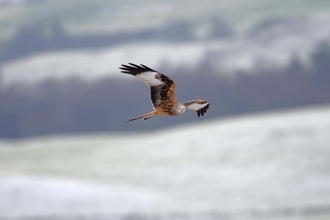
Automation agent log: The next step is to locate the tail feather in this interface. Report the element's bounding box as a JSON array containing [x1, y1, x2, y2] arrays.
[[125, 111, 156, 123]]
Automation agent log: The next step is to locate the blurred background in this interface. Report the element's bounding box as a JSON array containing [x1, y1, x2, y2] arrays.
[[0, 0, 330, 219]]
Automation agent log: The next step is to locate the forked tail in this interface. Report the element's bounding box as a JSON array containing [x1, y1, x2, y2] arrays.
[[125, 111, 156, 123]]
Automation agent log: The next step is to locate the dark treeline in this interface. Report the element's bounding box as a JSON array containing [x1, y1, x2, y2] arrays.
[[1, 41, 330, 138]]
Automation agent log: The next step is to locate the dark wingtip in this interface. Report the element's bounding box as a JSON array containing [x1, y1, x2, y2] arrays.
[[196, 103, 209, 117], [119, 63, 155, 75], [128, 63, 140, 68]]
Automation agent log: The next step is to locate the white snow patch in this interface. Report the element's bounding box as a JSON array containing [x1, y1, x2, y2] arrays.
[[0, 43, 205, 86], [0, 105, 330, 218], [1, 13, 330, 86], [0, 175, 164, 218]]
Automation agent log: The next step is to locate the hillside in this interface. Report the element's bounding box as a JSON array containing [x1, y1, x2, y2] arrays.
[[1, 0, 330, 138], [1, 45, 330, 138], [1, 105, 330, 219], [1, 0, 330, 85]]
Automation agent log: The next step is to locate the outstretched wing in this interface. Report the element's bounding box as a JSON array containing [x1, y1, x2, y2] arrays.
[[182, 99, 210, 117], [119, 63, 176, 109]]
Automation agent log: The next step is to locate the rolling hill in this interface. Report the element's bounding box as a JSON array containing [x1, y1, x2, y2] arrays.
[[0, 104, 330, 219]]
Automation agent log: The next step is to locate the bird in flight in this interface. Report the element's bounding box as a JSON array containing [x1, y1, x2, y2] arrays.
[[120, 63, 210, 123]]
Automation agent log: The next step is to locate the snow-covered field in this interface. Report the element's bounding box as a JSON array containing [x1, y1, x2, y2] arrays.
[[1, 1, 330, 86], [2, 12, 330, 86], [0, 43, 206, 86], [0, 105, 330, 220]]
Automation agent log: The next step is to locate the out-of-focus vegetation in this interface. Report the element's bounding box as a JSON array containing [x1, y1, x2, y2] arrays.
[[1, 41, 329, 138]]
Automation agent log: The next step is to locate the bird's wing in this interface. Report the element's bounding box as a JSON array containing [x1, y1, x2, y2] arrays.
[[120, 63, 176, 108], [182, 99, 210, 117]]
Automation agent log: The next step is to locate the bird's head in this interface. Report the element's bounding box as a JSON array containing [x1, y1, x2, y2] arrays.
[[176, 103, 186, 115]]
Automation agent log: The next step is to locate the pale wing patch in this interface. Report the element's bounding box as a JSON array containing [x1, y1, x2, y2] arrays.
[[185, 102, 208, 111], [120, 63, 164, 87], [183, 99, 210, 117], [136, 71, 164, 87]]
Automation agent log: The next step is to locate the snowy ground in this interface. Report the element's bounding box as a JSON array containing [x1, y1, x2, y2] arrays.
[[0, 105, 330, 219], [1, 1, 330, 86], [2, 11, 330, 87]]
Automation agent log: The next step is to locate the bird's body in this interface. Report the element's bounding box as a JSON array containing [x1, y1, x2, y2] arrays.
[[120, 63, 209, 122]]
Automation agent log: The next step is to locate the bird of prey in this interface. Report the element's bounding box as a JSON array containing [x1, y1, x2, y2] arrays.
[[120, 63, 210, 123]]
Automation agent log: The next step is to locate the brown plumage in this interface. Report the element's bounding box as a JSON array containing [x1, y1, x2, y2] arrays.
[[120, 63, 210, 122]]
